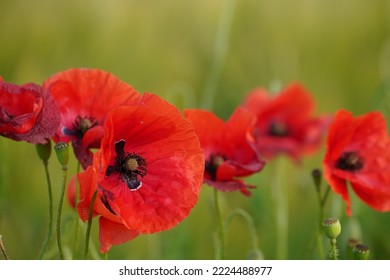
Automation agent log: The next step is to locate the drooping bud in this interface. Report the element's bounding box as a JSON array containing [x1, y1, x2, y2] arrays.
[[353, 243, 370, 260], [322, 218, 341, 239], [54, 142, 69, 170], [311, 168, 322, 192], [36, 141, 52, 163]]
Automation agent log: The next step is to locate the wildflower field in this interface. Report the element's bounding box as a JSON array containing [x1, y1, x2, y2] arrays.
[[1, 0, 390, 260]]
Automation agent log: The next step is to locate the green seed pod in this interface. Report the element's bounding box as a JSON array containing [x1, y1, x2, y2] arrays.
[[353, 243, 370, 260], [322, 218, 341, 239], [36, 141, 52, 163], [346, 238, 361, 260], [54, 142, 69, 170]]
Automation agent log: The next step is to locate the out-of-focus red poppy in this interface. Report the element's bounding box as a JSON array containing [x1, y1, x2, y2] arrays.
[[243, 83, 329, 161], [43, 68, 142, 169], [323, 109, 390, 216], [184, 107, 265, 196], [0, 79, 59, 144], [77, 93, 204, 252]]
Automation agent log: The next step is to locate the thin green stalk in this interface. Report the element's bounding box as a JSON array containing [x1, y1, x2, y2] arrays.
[[316, 188, 325, 260], [272, 157, 288, 259], [213, 189, 225, 260], [200, 0, 236, 110], [0, 235, 9, 260], [38, 160, 53, 259], [316, 184, 331, 259], [56, 166, 68, 260], [321, 185, 331, 208], [84, 190, 97, 260], [72, 162, 81, 259]]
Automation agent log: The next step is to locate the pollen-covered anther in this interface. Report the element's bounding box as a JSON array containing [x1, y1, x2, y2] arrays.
[[78, 118, 92, 134], [125, 158, 139, 172], [213, 155, 224, 167]]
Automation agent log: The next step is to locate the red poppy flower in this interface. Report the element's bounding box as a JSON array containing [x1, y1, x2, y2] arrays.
[[77, 93, 204, 252], [43, 68, 142, 169], [184, 107, 265, 196], [243, 83, 329, 161], [323, 109, 390, 216], [0, 79, 59, 144]]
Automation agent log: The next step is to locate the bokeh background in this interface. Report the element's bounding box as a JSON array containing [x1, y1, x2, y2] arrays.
[[1, 0, 390, 260]]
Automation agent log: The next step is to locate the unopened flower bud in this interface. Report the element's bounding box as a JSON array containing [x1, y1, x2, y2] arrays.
[[54, 142, 69, 170], [311, 168, 322, 191], [36, 141, 52, 163], [322, 218, 341, 239], [353, 243, 370, 260]]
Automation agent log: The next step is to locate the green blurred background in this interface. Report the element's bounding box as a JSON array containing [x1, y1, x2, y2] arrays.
[[1, 0, 390, 260]]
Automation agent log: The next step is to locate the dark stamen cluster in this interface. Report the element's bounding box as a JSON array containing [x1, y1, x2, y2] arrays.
[[205, 154, 225, 180], [63, 115, 98, 139], [336, 151, 364, 172], [268, 121, 289, 137], [105, 140, 147, 190]]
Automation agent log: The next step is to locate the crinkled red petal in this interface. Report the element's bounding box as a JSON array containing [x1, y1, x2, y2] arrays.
[[0, 81, 59, 144]]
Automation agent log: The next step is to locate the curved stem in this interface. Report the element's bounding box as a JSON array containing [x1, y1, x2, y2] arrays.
[[0, 235, 9, 260], [84, 190, 97, 260], [225, 208, 259, 251], [213, 189, 225, 259], [56, 166, 68, 260], [38, 161, 53, 259]]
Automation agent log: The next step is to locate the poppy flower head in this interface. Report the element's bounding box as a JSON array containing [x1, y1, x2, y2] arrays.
[[323, 109, 390, 216], [243, 82, 329, 161], [184, 107, 265, 196], [43, 68, 142, 168], [77, 93, 204, 251], [0, 80, 60, 144]]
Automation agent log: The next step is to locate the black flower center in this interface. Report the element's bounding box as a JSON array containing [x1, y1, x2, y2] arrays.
[[105, 140, 147, 191], [63, 115, 98, 139], [268, 121, 289, 137], [205, 154, 225, 180], [336, 151, 364, 172]]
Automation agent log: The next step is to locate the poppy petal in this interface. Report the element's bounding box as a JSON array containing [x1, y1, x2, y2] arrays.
[[0, 81, 60, 144], [99, 217, 139, 253]]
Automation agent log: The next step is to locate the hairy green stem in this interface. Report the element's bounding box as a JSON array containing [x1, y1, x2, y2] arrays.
[[38, 161, 54, 259], [330, 239, 338, 260], [84, 190, 97, 260]]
